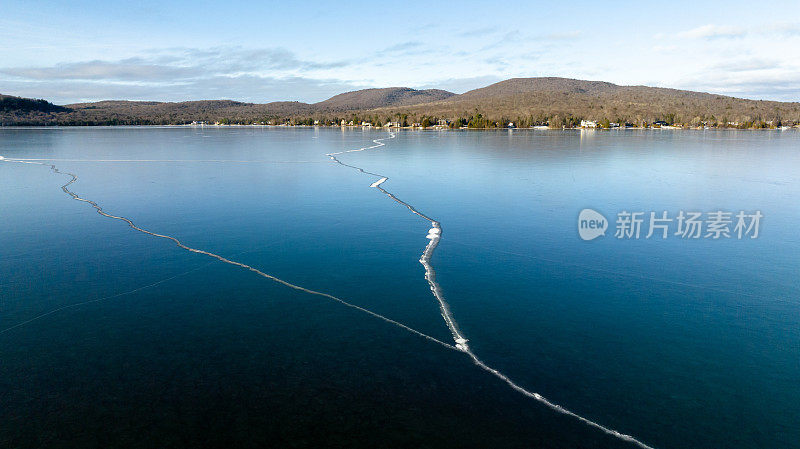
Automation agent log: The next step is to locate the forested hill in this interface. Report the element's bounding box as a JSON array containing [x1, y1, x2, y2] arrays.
[[1, 94, 70, 113], [385, 78, 800, 128], [315, 87, 454, 111], [0, 87, 453, 125], [2, 78, 799, 128]]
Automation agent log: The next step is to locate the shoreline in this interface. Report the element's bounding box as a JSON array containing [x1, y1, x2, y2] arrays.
[[1, 124, 797, 130]]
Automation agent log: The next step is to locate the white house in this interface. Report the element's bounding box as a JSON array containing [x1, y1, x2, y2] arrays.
[[580, 120, 598, 128]]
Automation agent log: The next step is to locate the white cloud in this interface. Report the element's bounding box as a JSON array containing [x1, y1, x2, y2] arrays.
[[675, 71, 800, 102], [457, 26, 500, 38], [710, 58, 782, 72], [1, 47, 351, 83], [2, 59, 201, 81], [676, 22, 800, 40], [678, 24, 747, 39], [764, 22, 800, 37], [0, 73, 362, 104]]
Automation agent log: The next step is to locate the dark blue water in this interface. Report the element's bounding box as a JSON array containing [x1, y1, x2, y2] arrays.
[[1, 127, 798, 449]]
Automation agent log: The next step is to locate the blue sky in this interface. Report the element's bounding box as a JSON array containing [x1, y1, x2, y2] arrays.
[[2, 0, 799, 104]]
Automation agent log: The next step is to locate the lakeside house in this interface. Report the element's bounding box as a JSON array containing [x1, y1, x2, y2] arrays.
[[427, 119, 450, 129], [580, 120, 598, 128], [384, 121, 401, 128]]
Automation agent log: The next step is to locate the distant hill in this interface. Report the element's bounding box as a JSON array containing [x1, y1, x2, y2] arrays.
[[453, 77, 622, 100], [2, 78, 799, 127], [0, 87, 455, 125], [316, 87, 454, 111], [360, 78, 800, 128], [29, 99, 315, 125], [0, 94, 69, 113]]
